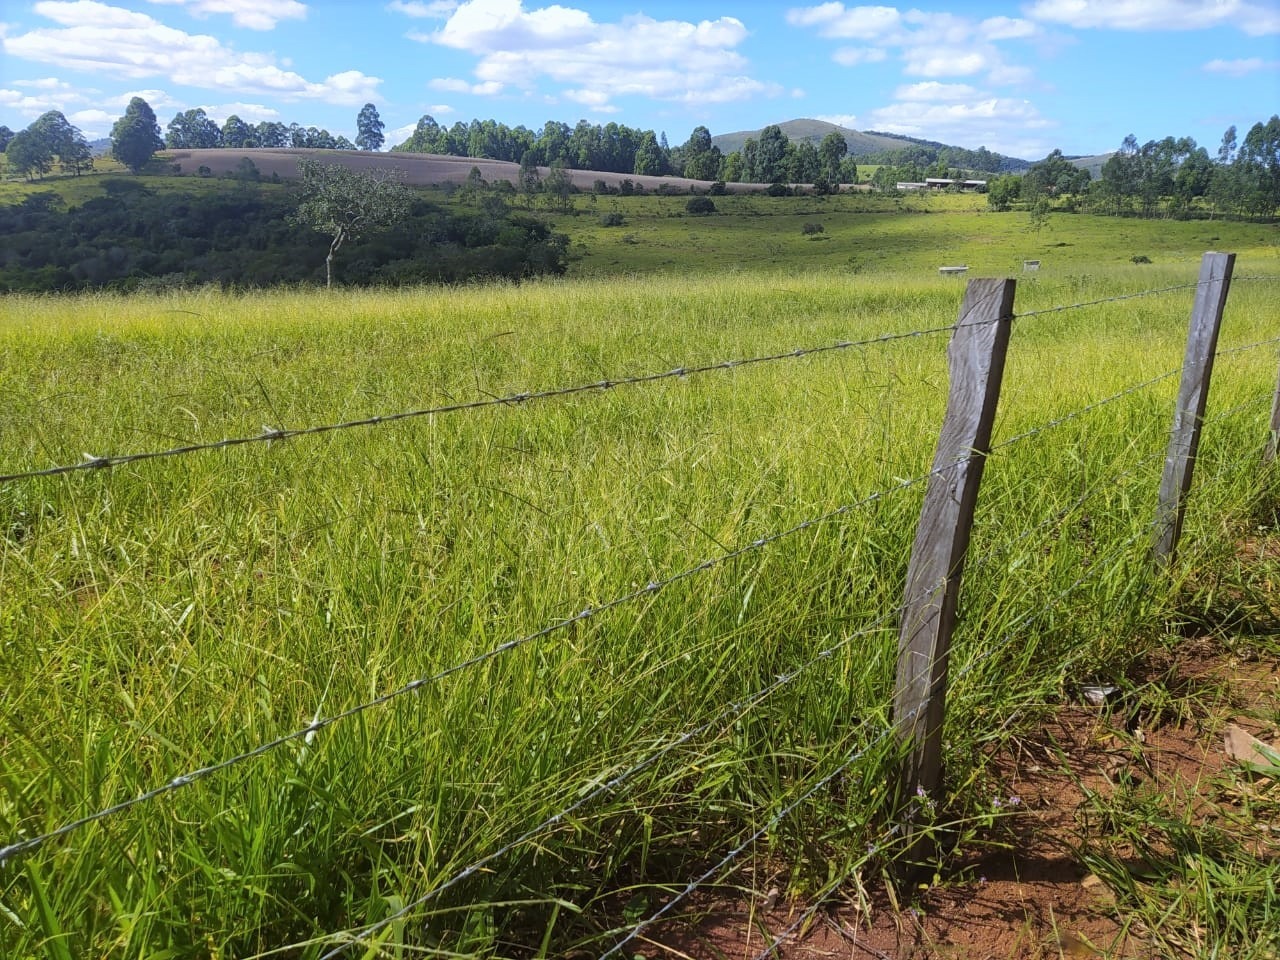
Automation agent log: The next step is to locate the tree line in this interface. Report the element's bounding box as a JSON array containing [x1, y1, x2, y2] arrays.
[[2, 100, 391, 180], [984, 117, 1279, 220], [164, 102, 387, 152]]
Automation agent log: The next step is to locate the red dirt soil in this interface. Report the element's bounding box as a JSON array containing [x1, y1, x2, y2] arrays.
[[162, 147, 772, 193], [640, 638, 1279, 959]]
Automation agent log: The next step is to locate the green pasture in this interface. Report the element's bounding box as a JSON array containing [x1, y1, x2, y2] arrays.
[[0, 200, 1279, 958], [552, 190, 1277, 277]]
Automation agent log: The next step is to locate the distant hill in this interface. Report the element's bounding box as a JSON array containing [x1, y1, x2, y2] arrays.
[[1065, 153, 1113, 178], [90, 138, 112, 156], [711, 118, 1031, 172], [711, 119, 911, 156]]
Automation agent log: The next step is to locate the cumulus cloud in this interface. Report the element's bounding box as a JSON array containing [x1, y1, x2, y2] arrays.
[[411, 0, 776, 112], [1026, 0, 1280, 36], [200, 101, 282, 122], [146, 0, 307, 31], [903, 46, 988, 76], [1203, 56, 1280, 75], [893, 81, 979, 101], [788, 3, 1034, 85], [868, 96, 1055, 155], [785, 4, 902, 39], [387, 0, 457, 16], [0, 87, 76, 117], [429, 76, 504, 95], [979, 15, 1038, 39], [14, 76, 81, 92], [66, 108, 116, 134], [3, 1, 380, 104], [114, 87, 182, 109]]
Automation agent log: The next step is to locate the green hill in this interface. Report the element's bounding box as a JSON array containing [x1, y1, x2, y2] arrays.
[[710, 118, 1031, 172], [1066, 152, 1114, 178], [710, 119, 913, 156]]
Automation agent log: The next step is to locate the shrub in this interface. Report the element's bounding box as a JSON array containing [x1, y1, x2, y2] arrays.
[[766, 181, 790, 197], [801, 222, 824, 235], [685, 196, 716, 215], [708, 181, 727, 196], [599, 212, 625, 227], [1131, 254, 1152, 264], [198, 165, 212, 177]]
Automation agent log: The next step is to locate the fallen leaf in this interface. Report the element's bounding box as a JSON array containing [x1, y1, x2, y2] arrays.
[[1224, 724, 1280, 773]]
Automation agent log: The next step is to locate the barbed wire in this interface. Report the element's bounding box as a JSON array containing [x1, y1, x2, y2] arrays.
[[991, 367, 1181, 453], [0, 325, 960, 485], [1013, 282, 1203, 320], [315, 409, 1189, 956], [2, 273, 1246, 487], [1215, 334, 1280, 359], [0, 339, 1236, 865], [0, 460, 949, 866], [656, 514, 1163, 960], [307, 586, 929, 960], [1201, 393, 1271, 426], [595, 724, 903, 960]]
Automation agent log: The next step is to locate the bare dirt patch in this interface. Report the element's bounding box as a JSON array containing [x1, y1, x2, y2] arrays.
[[638, 635, 1280, 959], [161, 148, 767, 193]]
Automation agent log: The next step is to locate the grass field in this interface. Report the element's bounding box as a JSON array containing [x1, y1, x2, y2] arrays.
[[1, 197, 1279, 958]]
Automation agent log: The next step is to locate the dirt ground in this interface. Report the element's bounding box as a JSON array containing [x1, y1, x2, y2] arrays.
[[161, 147, 770, 193], [636, 634, 1279, 960]]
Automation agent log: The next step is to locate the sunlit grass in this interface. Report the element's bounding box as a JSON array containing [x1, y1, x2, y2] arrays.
[[1, 258, 1278, 957]]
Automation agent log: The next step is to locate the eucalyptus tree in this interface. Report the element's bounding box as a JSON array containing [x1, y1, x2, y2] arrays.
[[291, 157, 413, 287]]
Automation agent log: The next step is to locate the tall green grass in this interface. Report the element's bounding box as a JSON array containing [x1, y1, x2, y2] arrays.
[[1, 264, 1278, 958]]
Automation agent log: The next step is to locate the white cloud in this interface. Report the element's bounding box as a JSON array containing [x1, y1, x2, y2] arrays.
[[14, 76, 80, 92], [3, 1, 380, 104], [66, 107, 116, 134], [387, 0, 457, 16], [0, 87, 75, 117], [979, 15, 1038, 39], [869, 96, 1055, 155], [903, 46, 988, 76], [832, 45, 888, 65], [1026, 0, 1280, 36], [816, 112, 859, 128], [388, 120, 418, 142], [785, 4, 902, 40], [893, 81, 979, 101], [413, 1, 774, 112], [115, 88, 181, 109], [1203, 56, 1280, 75], [199, 101, 282, 122], [428, 75, 503, 94], [791, 4, 1034, 85], [146, 0, 307, 30]]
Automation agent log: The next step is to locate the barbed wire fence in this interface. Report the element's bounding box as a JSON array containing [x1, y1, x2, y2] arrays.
[[0, 260, 1277, 958]]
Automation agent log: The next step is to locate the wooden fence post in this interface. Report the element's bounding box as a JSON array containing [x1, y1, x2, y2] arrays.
[[1153, 252, 1236, 564], [1266, 354, 1280, 462], [893, 278, 1015, 823]]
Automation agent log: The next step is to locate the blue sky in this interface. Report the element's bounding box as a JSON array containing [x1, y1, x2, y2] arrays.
[[2, 0, 1277, 161]]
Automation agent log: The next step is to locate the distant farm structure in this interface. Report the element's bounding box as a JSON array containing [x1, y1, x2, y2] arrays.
[[896, 178, 989, 191]]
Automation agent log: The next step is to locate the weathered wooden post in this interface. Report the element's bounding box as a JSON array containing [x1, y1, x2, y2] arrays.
[[893, 278, 1015, 834], [1153, 252, 1236, 564], [1266, 354, 1280, 463]]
